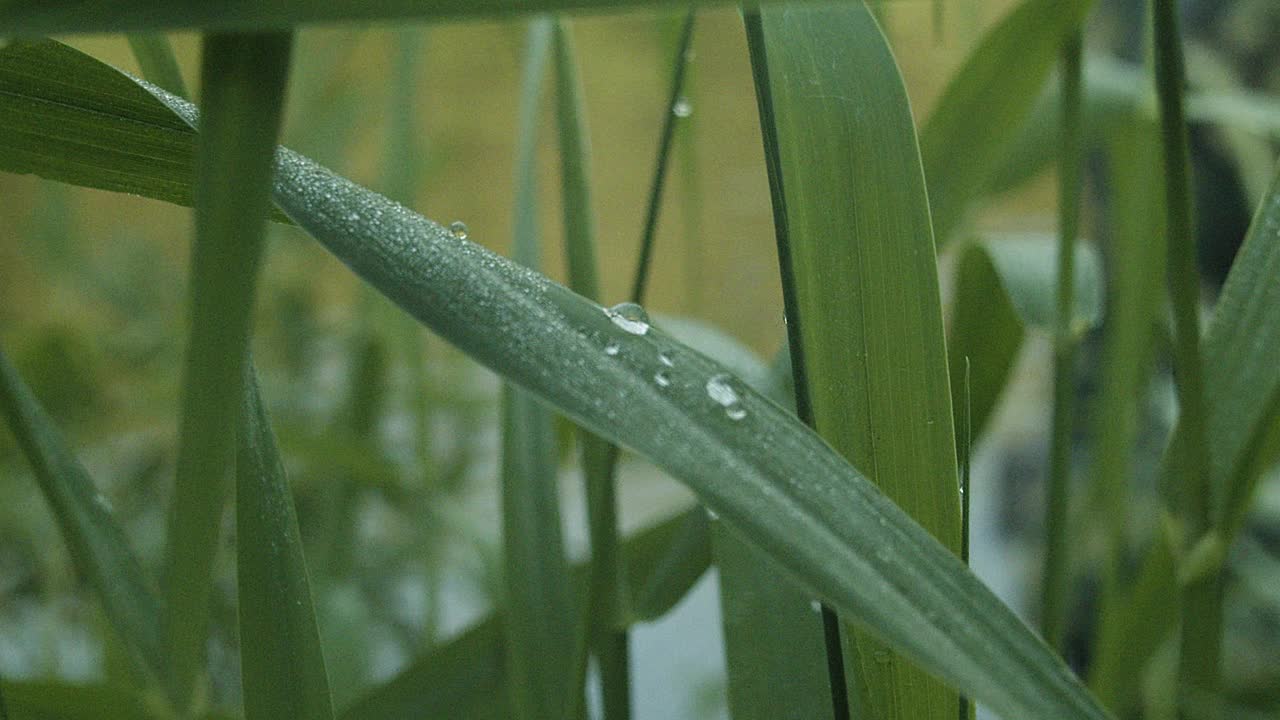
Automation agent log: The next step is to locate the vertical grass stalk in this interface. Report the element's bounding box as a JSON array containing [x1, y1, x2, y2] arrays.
[[550, 19, 632, 720], [630, 10, 695, 303], [1041, 31, 1084, 653], [1149, 0, 1220, 710], [162, 31, 293, 710]]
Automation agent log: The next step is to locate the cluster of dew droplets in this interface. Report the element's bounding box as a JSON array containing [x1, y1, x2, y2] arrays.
[[705, 373, 747, 421]]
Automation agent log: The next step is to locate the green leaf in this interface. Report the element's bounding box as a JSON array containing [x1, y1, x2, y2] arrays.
[[126, 33, 188, 98], [0, 682, 236, 720], [337, 508, 709, 720], [0, 348, 165, 688], [550, 17, 631, 720], [919, 0, 1094, 245], [747, 3, 963, 716], [162, 31, 294, 706], [0, 39, 1111, 720], [236, 368, 334, 720], [500, 19, 579, 720], [947, 235, 1103, 441]]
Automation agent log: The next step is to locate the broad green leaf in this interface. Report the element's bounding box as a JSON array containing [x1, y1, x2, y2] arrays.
[[501, 20, 579, 720], [946, 235, 1103, 441], [0, 39, 292, 223], [920, 0, 1094, 245], [550, 18, 630, 720], [236, 368, 334, 720], [337, 508, 709, 720], [0, 348, 165, 687], [0, 39, 1111, 720], [748, 4, 961, 717], [162, 32, 294, 706]]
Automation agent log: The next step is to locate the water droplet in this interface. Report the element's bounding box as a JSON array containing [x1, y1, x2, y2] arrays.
[[604, 341, 621, 357], [347, 212, 360, 222], [705, 507, 720, 521], [809, 600, 823, 614], [705, 373, 741, 407], [605, 302, 650, 335], [726, 406, 747, 421], [654, 370, 671, 388], [448, 220, 469, 240], [658, 351, 675, 367], [672, 97, 693, 118]]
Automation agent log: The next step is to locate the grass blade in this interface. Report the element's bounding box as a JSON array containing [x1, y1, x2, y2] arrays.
[[0, 40, 1113, 720], [126, 33, 188, 97], [501, 20, 579, 720], [920, 0, 1093, 245], [1149, 0, 1219, 708], [236, 368, 334, 720], [163, 31, 294, 707], [630, 10, 695, 303], [549, 18, 633, 720], [748, 4, 963, 717], [0, 348, 165, 688], [1041, 32, 1085, 651]]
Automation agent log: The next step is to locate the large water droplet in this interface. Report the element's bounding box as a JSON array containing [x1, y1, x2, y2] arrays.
[[605, 302, 650, 336], [448, 220, 469, 240], [672, 97, 693, 118], [658, 351, 675, 367], [604, 340, 621, 357], [726, 406, 747, 421], [705, 373, 741, 407], [654, 370, 671, 388], [809, 600, 823, 614]]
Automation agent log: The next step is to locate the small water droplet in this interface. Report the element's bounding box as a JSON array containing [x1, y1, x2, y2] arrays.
[[810, 600, 823, 614], [448, 220, 469, 240], [705, 507, 720, 521], [672, 97, 693, 118], [604, 341, 621, 357], [654, 370, 671, 388], [658, 351, 675, 367], [605, 302, 650, 335], [726, 406, 747, 421]]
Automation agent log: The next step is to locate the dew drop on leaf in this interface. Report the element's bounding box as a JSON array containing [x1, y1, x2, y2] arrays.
[[448, 220, 469, 240], [605, 302, 650, 335]]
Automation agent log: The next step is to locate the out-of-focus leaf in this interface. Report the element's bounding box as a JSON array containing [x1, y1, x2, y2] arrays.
[[337, 508, 709, 720], [0, 348, 164, 687], [947, 235, 1103, 440], [500, 20, 579, 720], [236, 369, 334, 720], [0, 39, 1112, 720], [920, 0, 1094, 244], [161, 32, 294, 706]]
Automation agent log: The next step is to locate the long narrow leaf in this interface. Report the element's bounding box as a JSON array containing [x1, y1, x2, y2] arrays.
[[920, 0, 1094, 245], [163, 32, 294, 706], [0, 348, 164, 687], [749, 4, 963, 716], [501, 20, 579, 720], [0, 40, 1111, 720], [236, 368, 334, 720]]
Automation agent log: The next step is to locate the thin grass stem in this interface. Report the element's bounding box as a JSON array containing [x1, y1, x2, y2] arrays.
[[126, 34, 187, 98]]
